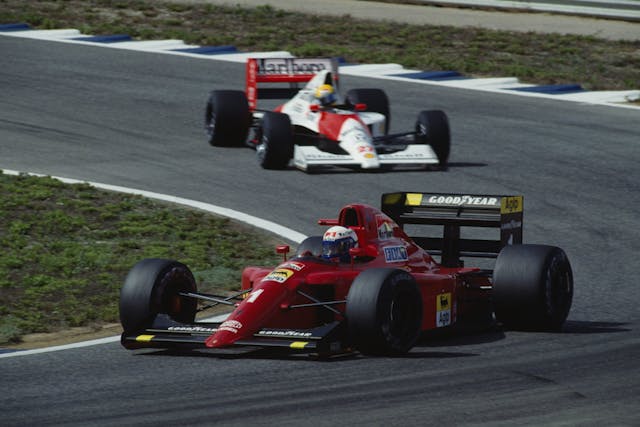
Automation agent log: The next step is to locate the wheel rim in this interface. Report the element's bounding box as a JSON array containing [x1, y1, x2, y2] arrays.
[[417, 122, 428, 137], [257, 134, 269, 164], [385, 285, 421, 351], [207, 111, 216, 137], [156, 265, 195, 320]]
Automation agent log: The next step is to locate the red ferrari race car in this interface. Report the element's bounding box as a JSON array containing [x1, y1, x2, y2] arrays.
[[119, 192, 573, 357], [204, 57, 450, 171]]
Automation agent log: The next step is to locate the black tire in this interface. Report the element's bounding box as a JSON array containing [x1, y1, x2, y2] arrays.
[[415, 110, 450, 167], [493, 244, 573, 331], [204, 90, 251, 147], [346, 268, 423, 355], [295, 236, 323, 257], [119, 258, 197, 334], [257, 111, 294, 170], [346, 88, 390, 134]]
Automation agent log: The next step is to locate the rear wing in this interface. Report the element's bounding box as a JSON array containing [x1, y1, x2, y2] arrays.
[[246, 57, 339, 110], [381, 192, 523, 267]]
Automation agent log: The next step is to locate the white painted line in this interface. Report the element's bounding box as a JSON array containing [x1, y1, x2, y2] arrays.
[[107, 39, 188, 51], [201, 51, 295, 62], [0, 336, 121, 359], [0, 169, 306, 358], [1, 169, 307, 244], [340, 63, 417, 75], [1, 28, 81, 39]]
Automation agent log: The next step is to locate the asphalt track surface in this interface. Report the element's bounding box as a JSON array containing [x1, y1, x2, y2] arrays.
[[1, 36, 639, 426]]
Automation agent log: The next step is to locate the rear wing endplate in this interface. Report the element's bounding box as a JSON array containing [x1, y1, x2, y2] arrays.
[[246, 57, 339, 110], [381, 192, 523, 267]]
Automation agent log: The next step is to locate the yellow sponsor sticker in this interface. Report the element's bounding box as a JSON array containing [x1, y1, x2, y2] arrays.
[[136, 335, 154, 342], [501, 196, 523, 214], [262, 268, 294, 283], [290, 341, 309, 349], [405, 193, 423, 206], [436, 293, 451, 311], [436, 293, 452, 328]]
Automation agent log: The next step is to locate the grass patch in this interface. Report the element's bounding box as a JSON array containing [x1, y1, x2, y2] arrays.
[[0, 0, 638, 91], [0, 172, 282, 344]]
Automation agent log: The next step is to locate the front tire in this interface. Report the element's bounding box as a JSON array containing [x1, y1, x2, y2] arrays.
[[119, 258, 197, 334], [205, 90, 251, 147], [346, 268, 423, 355], [415, 110, 450, 167], [493, 245, 573, 331], [257, 111, 294, 170]]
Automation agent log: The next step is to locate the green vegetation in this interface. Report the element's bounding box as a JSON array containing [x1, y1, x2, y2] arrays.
[[1, 0, 638, 91], [0, 172, 282, 344]]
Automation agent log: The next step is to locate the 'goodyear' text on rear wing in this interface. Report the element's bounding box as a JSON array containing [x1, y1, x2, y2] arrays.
[[381, 192, 523, 267], [246, 57, 339, 110]]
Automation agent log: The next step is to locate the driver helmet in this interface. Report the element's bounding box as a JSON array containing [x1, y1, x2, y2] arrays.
[[322, 226, 358, 262], [315, 84, 338, 107]]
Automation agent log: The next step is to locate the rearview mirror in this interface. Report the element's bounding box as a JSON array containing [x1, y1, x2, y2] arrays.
[[276, 245, 290, 261]]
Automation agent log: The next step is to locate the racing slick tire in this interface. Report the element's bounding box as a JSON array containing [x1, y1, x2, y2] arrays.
[[346, 268, 423, 355], [295, 236, 323, 258], [205, 90, 251, 147], [346, 88, 390, 134], [493, 245, 573, 331], [415, 110, 450, 167], [257, 111, 294, 170], [119, 258, 197, 334]]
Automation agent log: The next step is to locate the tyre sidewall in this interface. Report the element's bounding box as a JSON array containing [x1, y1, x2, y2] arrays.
[[259, 111, 293, 169], [493, 245, 573, 331], [415, 110, 450, 166], [346, 268, 422, 355], [205, 90, 250, 147]]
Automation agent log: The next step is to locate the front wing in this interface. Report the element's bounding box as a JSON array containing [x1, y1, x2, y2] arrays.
[[293, 144, 439, 171], [121, 316, 349, 355]]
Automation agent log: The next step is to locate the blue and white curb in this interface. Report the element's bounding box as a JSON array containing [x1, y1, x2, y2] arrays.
[[1, 23, 638, 108]]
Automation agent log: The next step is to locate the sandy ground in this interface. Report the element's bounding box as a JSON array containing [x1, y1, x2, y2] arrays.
[[176, 0, 640, 40], [5, 324, 123, 350]]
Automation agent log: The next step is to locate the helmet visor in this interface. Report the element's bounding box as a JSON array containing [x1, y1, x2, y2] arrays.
[[322, 237, 353, 259]]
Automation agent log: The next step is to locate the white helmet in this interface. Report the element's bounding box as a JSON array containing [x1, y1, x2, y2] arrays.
[[322, 226, 358, 262]]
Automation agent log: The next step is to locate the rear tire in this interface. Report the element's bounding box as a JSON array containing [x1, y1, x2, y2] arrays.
[[257, 111, 294, 170], [346, 88, 390, 134], [415, 110, 450, 167], [493, 245, 573, 331], [119, 259, 197, 334], [205, 90, 251, 147], [346, 268, 423, 355]]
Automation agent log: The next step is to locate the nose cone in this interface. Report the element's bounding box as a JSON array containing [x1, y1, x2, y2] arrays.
[[205, 319, 244, 348], [205, 278, 292, 348], [360, 152, 381, 169], [338, 117, 380, 169]]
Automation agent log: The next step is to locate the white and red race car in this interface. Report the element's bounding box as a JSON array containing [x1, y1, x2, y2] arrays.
[[204, 57, 450, 171]]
